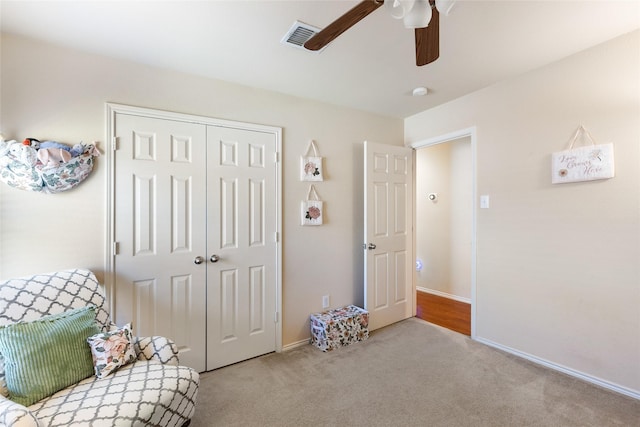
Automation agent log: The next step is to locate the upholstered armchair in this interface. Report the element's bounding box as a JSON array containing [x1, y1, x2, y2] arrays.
[[0, 269, 199, 427]]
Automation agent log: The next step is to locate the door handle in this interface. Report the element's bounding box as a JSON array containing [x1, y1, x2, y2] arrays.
[[365, 243, 376, 250], [210, 254, 220, 263], [194, 256, 205, 265]]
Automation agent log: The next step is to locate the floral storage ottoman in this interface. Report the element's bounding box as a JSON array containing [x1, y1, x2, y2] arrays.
[[310, 305, 369, 351]]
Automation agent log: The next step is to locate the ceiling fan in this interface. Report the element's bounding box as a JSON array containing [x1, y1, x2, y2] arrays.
[[304, 0, 455, 66]]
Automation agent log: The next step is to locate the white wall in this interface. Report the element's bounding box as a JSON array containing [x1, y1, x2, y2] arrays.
[[415, 138, 472, 299], [416, 144, 452, 293], [0, 33, 404, 347], [406, 31, 640, 395], [449, 139, 472, 299]]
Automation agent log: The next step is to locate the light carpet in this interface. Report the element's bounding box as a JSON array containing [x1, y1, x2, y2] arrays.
[[190, 317, 639, 426]]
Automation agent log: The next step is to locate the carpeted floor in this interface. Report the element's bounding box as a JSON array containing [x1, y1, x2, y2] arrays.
[[190, 317, 639, 426]]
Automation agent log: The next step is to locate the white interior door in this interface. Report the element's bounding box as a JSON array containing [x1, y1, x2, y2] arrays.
[[114, 113, 207, 371], [364, 141, 414, 330], [206, 126, 278, 370]]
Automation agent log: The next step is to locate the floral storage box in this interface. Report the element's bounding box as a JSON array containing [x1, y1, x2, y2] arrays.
[[310, 305, 369, 351]]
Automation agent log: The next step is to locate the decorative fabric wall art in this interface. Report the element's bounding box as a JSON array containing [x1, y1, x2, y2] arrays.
[[300, 140, 323, 181], [301, 184, 323, 226], [551, 125, 614, 184], [0, 138, 101, 194]]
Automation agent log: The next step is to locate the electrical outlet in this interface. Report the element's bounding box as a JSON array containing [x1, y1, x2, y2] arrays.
[[322, 295, 330, 309]]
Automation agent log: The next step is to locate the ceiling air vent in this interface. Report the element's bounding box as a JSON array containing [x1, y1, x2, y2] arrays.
[[281, 21, 325, 52]]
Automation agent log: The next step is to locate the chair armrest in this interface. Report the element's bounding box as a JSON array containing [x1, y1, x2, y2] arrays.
[[134, 336, 179, 366], [0, 396, 42, 427]]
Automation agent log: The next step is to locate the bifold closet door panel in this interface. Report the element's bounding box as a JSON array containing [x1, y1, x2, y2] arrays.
[[206, 125, 278, 370], [113, 113, 207, 372]]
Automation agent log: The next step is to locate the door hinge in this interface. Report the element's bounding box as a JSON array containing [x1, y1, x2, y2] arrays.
[[112, 242, 119, 255], [274, 231, 279, 242], [274, 152, 280, 163], [112, 137, 118, 151], [274, 311, 279, 323]]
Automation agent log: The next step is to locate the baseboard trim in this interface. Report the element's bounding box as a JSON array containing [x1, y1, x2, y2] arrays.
[[475, 336, 640, 400], [282, 338, 310, 352], [417, 286, 471, 304]]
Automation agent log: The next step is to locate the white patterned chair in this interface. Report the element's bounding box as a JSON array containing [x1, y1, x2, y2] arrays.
[[0, 269, 199, 427]]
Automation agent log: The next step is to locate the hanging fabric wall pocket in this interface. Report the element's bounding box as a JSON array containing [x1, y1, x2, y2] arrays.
[[300, 140, 324, 181], [0, 138, 101, 194], [551, 125, 614, 184], [301, 184, 323, 226]]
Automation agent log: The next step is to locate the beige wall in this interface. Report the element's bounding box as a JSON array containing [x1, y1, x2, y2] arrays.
[[0, 33, 403, 347], [415, 138, 472, 299], [406, 31, 640, 395]]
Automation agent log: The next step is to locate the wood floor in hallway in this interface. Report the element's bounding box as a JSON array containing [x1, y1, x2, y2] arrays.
[[416, 290, 471, 336]]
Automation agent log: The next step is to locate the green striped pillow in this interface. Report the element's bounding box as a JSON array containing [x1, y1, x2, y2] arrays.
[[0, 305, 100, 407]]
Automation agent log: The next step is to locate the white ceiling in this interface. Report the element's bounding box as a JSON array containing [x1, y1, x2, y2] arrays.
[[1, 0, 639, 118]]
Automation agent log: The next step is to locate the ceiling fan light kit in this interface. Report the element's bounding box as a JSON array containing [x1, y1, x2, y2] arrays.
[[385, 0, 457, 29], [386, 0, 455, 22], [399, 0, 433, 29], [435, 0, 456, 16], [385, 0, 409, 19]]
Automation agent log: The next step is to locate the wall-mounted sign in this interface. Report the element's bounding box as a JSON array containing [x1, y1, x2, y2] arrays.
[[551, 126, 614, 184]]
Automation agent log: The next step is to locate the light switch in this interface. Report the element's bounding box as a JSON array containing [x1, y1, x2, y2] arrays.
[[480, 195, 490, 209]]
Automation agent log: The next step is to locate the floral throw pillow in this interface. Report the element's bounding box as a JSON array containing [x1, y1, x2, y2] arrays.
[[87, 323, 137, 379]]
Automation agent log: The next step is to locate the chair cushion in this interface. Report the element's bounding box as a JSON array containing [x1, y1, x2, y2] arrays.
[[0, 269, 114, 398], [0, 305, 100, 406], [87, 323, 137, 379], [29, 362, 199, 427], [0, 269, 112, 331]]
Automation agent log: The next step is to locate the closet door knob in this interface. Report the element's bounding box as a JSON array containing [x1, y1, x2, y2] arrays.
[[194, 256, 205, 265], [210, 254, 220, 263]]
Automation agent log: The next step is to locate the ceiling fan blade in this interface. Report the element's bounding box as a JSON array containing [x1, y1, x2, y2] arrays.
[[415, 1, 439, 66], [304, 0, 384, 51]]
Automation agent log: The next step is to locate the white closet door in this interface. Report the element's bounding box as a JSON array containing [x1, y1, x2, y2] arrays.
[[114, 114, 207, 372], [206, 125, 278, 370]]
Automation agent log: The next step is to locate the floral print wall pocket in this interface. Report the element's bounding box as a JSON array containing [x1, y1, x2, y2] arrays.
[[300, 140, 323, 181], [0, 137, 101, 194], [301, 184, 323, 225]]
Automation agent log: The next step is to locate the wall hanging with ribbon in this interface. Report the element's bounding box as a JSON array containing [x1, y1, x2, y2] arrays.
[[300, 140, 324, 181], [551, 125, 614, 184], [301, 184, 324, 226], [0, 137, 101, 194]]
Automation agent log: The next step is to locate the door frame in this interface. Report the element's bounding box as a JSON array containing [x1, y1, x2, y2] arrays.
[[409, 126, 477, 339], [104, 102, 283, 352]]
